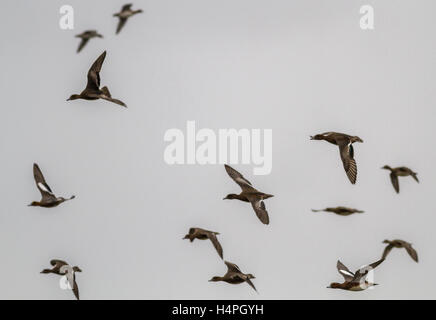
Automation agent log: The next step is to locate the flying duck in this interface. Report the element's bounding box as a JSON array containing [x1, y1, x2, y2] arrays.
[[223, 164, 273, 225], [67, 51, 127, 107], [41, 259, 82, 300], [75, 30, 103, 53], [29, 163, 75, 208], [381, 239, 418, 262], [183, 227, 223, 259], [311, 206, 364, 216], [381, 165, 419, 193], [209, 261, 257, 292], [310, 132, 363, 184], [114, 4, 143, 34], [328, 259, 384, 291]]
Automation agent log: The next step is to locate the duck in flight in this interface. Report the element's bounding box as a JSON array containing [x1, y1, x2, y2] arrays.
[[311, 206, 364, 216], [381, 165, 419, 193], [310, 132, 363, 184], [328, 259, 384, 291], [209, 261, 257, 292], [75, 30, 103, 53], [67, 51, 127, 107], [381, 239, 418, 263], [183, 227, 223, 259], [41, 259, 82, 300], [114, 4, 143, 34], [29, 163, 75, 208], [223, 164, 273, 225]]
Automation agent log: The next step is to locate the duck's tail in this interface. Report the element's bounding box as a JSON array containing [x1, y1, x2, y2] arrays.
[[40, 269, 52, 274], [101, 86, 111, 97]]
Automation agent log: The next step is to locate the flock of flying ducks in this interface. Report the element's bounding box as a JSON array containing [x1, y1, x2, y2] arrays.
[[28, 3, 421, 299]]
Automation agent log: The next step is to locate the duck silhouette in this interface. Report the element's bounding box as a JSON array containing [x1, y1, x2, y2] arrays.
[[311, 132, 363, 184], [67, 51, 127, 107]]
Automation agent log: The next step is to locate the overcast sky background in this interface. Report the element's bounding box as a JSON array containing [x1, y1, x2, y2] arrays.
[[0, 0, 435, 299]]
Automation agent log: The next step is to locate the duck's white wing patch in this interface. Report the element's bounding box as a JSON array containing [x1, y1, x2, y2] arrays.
[[339, 269, 354, 278], [38, 182, 54, 194]]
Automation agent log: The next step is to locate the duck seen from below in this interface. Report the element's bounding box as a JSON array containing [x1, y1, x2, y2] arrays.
[[75, 30, 103, 53], [223, 164, 273, 225], [67, 51, 127, 107], [114, 4, 143, 34], [41, 259, 82, 300], [29, 163, 75, 208], [328, 259, 384, 291], [183, 227, 224, 259], [381, 165, 419, 193], [381, 239, 418, 263], [209, 261, 257, 292], [310, 132, 363, 184], [311, 206, 364, 216]]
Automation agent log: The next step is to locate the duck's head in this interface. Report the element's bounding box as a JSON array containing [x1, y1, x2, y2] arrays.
[[73, 266, 82, 273], [67, 94, 81, 101], [28, 201, 39, 207], [351, 136, 364, 143], [183, 234, 193, 242], [382, 239, 391, 244], [310, 134, 323, 140], [327, 282, 341, 289], [223, 194, 238, 200], [381, 165, 392, 171], [208, 276, 222, 282]]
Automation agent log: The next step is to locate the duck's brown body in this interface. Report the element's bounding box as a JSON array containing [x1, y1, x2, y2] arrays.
[[330, 281, 376, 291], [41, 259, 82, 300], [328, 259, 384, 292], [75, 30, 103, 53], [209, 261, 257, 292], [114, 4, 143, 34], [311, 132, 363, 184], [29, 163, 75, 208], [29, 198, 74, 208], [184, 227, 224, 259], [67, 51, 127, 107], [381, 239, 418, 262], [223, 165, 273, 225], [382, 166, 419, 193], [312, 206, 364, 216]]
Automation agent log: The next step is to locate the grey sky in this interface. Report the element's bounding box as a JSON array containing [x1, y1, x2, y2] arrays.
[[0, 0, 435, 299]]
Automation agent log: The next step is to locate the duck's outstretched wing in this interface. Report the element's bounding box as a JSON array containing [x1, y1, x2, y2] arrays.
[[336, 260, 354, 281], [72, 274, 80, 300], [246, 278, 257, 293], [248, 198, 269, 225], [338, 141, 357, 184], [224, 164, 255, 191], [100, 86, 127, 107], [402, 242, 418, 262], [411, 172, 419, 183], [381, 244, 394, 260], [390, 172, 400, 193], [207, 232, 223, 259], [224, 261, 242, 274], [122, 4, 133, 11], [77, 38, 89, 53], [116, 18, 128, 34], [352, 258, 385, 282], [33, 163, 56, 202], [86, 51, 106, 91]]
